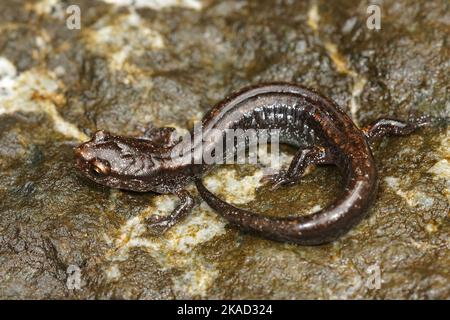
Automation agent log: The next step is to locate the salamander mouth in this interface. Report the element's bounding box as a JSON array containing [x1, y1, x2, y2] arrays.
[[75, 157, 83, 167], [74, 145, 86, 158], [74, 145, 91, 171]]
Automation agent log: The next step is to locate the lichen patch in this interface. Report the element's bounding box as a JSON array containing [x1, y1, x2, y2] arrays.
[[101, 0, 203, 11], [428, 131, 450, 201], [84, 10, 164, 76], [384, 176, 435, 209], [105, 191, 227, 297], [0, 62, 87, 141], [306, 4, 367, 125]]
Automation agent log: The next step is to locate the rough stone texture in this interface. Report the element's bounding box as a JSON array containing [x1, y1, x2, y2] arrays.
[[0, 0, 448, 299]]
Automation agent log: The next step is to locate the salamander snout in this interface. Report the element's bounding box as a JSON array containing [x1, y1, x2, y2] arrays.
[[74, 131, 116, 182], [74, 145, 85, 159]]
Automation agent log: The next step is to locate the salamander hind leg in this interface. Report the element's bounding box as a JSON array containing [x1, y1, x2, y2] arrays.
[[262, 146, 334, 190], [363, 116, 429, 141], [145, 189, 195, 235], [140, 125, 181, 147]]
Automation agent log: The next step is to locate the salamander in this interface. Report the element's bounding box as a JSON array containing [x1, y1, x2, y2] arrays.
[[74, 83, 426, 245]]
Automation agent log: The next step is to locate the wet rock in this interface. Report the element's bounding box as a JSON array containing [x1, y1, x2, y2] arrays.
[[0, 0, 448, 299]]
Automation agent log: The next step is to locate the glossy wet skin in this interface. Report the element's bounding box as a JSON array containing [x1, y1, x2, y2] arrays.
[[74, 83, 425, 244], [75, 130, 167, 192]]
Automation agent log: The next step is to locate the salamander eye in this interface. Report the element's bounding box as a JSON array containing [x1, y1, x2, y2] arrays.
[[90, 158, 111, 176], [93, 130, 110, 142]]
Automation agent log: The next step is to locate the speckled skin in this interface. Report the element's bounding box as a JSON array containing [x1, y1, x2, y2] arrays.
[[75, 83, 425, 244]]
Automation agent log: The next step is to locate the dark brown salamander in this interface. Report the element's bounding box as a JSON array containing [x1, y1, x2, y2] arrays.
[[74, 83, 426, 245]]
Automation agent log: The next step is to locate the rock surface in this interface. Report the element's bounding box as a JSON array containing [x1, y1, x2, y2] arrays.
[[0, 0, 448, 299]]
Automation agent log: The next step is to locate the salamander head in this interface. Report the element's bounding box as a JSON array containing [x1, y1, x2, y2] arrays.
[[74, 130, 165, 192]]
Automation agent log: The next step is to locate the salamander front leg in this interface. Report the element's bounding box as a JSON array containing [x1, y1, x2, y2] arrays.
[[146, 189, 195, 234], [139, 124, 181, 148], [362, 116, 429, 141], [263, 146, 334, 190]]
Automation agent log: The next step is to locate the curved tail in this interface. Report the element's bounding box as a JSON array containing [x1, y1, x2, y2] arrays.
[[195, 162, 377, 245]]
